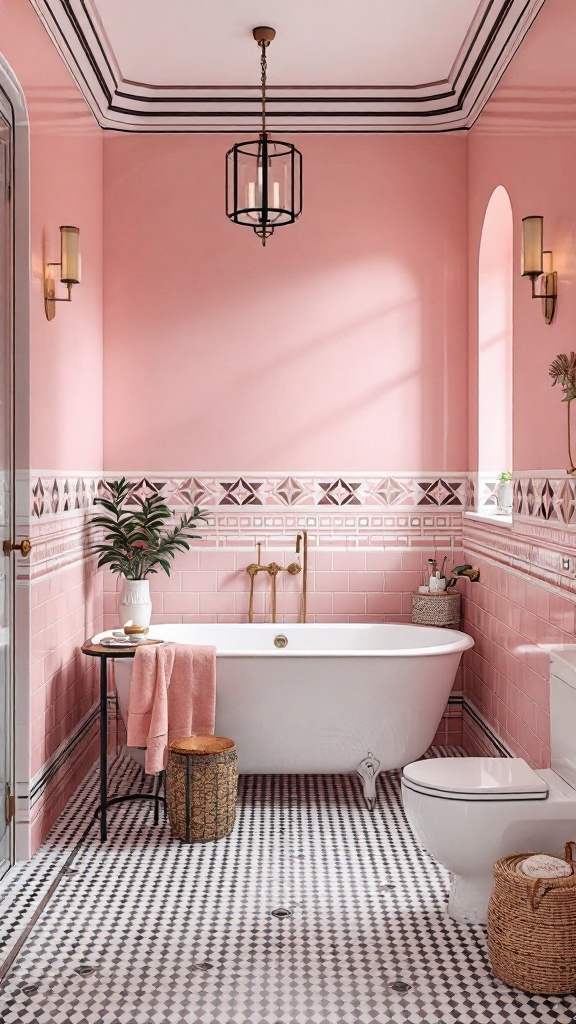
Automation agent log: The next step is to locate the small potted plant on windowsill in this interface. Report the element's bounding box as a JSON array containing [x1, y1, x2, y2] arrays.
[[91, 478, 207, 629], [495, 471, 513, 513]]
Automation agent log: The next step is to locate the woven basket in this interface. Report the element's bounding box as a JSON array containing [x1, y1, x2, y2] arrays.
[[166, 736, 238, 843], [487, 842, 576, 994], [411, 592, 461, 627]]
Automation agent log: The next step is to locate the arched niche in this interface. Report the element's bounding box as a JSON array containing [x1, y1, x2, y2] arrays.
[[478, 185, 513, 478]]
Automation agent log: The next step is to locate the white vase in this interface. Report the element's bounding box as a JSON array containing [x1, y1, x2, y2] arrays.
[[118, 578, 152, 629], [496, 482, 513, 512]]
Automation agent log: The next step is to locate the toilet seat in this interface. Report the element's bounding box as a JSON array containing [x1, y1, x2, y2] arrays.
[[402, 757, 549, 802]]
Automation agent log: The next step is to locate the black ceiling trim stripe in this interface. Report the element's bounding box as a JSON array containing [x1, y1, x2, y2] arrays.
[[79, 0, 120, 91], [467, 0, 547, 129], [46, 0, 113, 104], [450, 0, 497, 92], [33, 0, 541, 131], [120, 79, 452, 94], [459, 0, 534, 108], [53, 0, 512, 115], [457, 0, 522, 105], [112, 91, 458, 106], [108, 106, 465, 119], [113, 89, 457, 105], [31, 1, 104, 118], [98, 123, 470, 135]]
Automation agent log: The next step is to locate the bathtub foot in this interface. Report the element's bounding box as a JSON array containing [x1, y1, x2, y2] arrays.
[[356, 752, 381, 811]]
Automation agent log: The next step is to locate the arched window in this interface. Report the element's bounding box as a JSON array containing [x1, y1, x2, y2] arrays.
[[478, 185, 513, 511]]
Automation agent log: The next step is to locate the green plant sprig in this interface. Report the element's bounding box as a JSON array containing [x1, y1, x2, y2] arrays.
[[549, 352, 576, 474], [90, 477, 207, 579], [549, 352, 576, 401]]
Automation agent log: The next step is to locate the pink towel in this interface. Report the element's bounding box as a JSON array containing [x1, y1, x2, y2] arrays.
[[127, 643, 216, 774]]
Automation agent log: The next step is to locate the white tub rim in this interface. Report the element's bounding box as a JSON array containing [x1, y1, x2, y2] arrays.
[[91, 622, 473, 658]]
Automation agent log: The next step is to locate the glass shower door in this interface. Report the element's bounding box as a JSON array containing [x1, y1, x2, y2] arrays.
[[0, 111, 13, 880]]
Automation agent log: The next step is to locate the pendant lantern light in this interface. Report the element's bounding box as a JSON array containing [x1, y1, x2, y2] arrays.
[[226, 27, 302, 246]]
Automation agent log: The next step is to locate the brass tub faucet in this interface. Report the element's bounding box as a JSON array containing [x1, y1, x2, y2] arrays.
[[246, 542, 302, 622]]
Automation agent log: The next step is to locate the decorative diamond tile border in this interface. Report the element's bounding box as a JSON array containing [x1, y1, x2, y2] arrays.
[[1, 751, 575, 1024], [30, 473, 468, 518], [28, 472, 576, 528], [514, 475, 576, 526]]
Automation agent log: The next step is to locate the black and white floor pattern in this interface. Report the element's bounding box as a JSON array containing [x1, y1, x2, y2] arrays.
[[1, 748, 575, 1024]]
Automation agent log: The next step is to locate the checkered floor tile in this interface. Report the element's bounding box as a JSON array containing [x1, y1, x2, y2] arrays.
[[1, 748, 575, 1023]]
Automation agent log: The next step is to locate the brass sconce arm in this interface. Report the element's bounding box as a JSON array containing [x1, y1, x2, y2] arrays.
[[527, 271, 556, 299], [45, 265, 73, 299]]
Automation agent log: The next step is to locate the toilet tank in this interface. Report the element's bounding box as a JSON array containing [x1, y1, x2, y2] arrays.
[[550, 650, 576, 788]]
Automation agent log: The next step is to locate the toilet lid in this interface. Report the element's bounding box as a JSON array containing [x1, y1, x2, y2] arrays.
[[402, 757, 549, 801]]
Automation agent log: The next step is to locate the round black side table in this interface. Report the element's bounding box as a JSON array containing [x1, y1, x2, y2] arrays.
[[82, 640, 165, 841]]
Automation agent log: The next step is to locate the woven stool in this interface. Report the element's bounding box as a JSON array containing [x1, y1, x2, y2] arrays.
[[166, 736, 238, 843], [487, 842, 576, 994]]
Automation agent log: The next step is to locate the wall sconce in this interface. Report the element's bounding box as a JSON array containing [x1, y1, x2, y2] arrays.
[[44, 226, 81, 321], [521, 215, 557, 325]]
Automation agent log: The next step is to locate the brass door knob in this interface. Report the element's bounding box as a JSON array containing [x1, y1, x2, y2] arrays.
[[3, 538, 32, 557]]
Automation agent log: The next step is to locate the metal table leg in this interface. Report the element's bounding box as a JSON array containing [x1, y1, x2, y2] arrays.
[[83, 644, 167, 842], [99, 655, 108, 842]]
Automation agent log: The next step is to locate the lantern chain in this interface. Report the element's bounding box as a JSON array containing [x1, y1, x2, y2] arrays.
[[260, 40, 267, 135]]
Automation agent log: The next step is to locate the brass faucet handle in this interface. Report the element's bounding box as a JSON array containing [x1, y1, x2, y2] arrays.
[[267, 562, 282, 576], [286, 562, 302, 575], [246, 563, 260, 577]]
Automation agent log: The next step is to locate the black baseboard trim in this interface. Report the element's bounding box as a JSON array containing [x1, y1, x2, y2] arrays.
[[462, 699, 513, 757]]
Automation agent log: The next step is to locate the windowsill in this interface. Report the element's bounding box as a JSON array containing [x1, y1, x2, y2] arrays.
[[464, 509, 513, 529]]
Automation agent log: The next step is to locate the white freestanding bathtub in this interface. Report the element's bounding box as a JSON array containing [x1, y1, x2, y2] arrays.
[[99, 623, 473, 807]]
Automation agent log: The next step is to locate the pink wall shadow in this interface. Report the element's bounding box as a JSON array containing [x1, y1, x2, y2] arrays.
[[103, 134, 468, 473]]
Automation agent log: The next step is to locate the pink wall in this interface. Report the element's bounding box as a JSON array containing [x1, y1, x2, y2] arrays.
[[102, 544, 462, 628], [30, 130, 104, 469], [462, 0, 576, 768], [462, 524, 570, 766], [30, 554, 103, 851], [468, 0, 576, 473], [0, 1, 105, 851], [0, 0, 104, 470], [103, 133, 468, 473], [9, 0, 576, 855]]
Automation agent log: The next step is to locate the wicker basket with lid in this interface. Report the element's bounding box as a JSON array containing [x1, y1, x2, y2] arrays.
[[487, 842, 576, 994], [166, 735, 238, 843]]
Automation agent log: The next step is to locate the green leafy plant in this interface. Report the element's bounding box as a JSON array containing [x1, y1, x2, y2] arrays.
[[91, 478, 207, 579], [497, 471, 512, 483], [549, 352, 576, 474]]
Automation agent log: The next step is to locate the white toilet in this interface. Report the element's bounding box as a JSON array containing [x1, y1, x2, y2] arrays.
[[401, 649, 576, 925]]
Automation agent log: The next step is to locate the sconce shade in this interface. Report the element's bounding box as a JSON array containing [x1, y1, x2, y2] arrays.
[[226, 135, 302, 237], [60, 225, 81, 284], [542, 250, 554, 275], [521, 216, 543, 277]]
